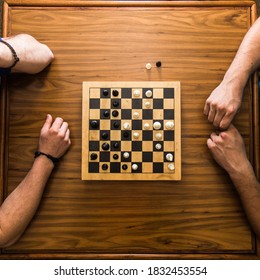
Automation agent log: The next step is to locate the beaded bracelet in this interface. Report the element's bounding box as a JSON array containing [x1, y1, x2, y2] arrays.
[[0, 38, 20, 74], [34, 151, 60, 165]]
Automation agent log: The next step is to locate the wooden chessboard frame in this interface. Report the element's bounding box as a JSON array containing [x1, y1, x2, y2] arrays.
[[82, 81, 181, 180]]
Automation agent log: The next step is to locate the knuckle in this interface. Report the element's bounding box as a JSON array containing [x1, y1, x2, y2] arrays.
[[49, 127, 58, 135], [226, 107, 236, 116], [210, 102, 218, 108]]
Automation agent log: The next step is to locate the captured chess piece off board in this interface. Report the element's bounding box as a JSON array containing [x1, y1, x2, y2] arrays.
[[82, 82, 181, 180]]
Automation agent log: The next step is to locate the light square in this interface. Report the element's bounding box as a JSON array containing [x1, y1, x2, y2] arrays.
[[131, 152, 142, 162], [89, 88, 100, 98], [89, 109, 100, 119], [164, 141, 175, 152], [121, 98, 132, 109]]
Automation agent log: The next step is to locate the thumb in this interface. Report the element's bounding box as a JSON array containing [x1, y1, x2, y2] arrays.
[[41, 114, 53, 131]]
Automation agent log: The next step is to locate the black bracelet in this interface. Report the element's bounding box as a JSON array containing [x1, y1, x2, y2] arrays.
[[0, 38, 20, 69], [34, 151, 60, 165]]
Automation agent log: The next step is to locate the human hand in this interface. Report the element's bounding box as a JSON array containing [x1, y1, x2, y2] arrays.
[[207, 124, 248, 175], [38, 114, 71, 158], [204, 81, 243, 130], [3, 34, 54, 74]]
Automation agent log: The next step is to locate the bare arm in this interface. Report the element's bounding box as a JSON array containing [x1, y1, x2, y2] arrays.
[[204, 17, 260, 129], [207, 124, 260, 237], [0, 34, 54, 74], [0, 114, 71, 247]]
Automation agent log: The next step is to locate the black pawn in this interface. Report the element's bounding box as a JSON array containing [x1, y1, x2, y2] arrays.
[[156, 61, 162, 68], [101, 132, 109, 140], [113, 154, 119, 160], [103, 110, 110, 117], [112, 110, 119, 117], [112, 101, 119, 107], [90, 153, 98, 160], [113, 121, 120, 128], [102, 142, 110, 151], [123, 131, 130, 138], [113, 142, 119, 149], [90, 120, 99, 129], [102, 89, 109, 96], [102, 164, 108, 170], [112, 90, 119, 96], [122, 164, 128, 170]]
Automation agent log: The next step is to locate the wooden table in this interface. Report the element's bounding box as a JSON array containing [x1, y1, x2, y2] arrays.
[[0, 0, 259, 259]]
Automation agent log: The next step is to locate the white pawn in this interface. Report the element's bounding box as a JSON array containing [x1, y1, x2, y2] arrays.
[[123, 122, 130, 130], [165, 121, 174, 130], [155, 133, 162, 140], [132, 164, 138, 171], [133, 132, 140, 139], [166, 153, 173, 162], [153, 121, 161, 130], [123, 152, 130, 159], [145, 90, 153, 98], [155, 143, 162, 150], [133, 90, 140, 97], [168, 163, 175, 171], [144, 123, 150, 130], [133, 112, 139, 119], [145, 101, 151, 108], [145, 63, 152, 70]]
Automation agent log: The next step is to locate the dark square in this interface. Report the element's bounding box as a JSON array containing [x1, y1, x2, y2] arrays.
[[164, 88, 174, 98], [111, 98, 121, 109], [142, 88, 153, 98], [100, 152, 110, 162], [132, 120, 142, 130], [121, 151, 131, 162], [142, 152, 153, 162], [121, 131, 131, 140], [142, 109, 153, 119], [121, 88, 132, 98], [142, 131, 153, 141], [153, 99, 163, 109], [153, 163, 164, 173], [88, 162, 99, 173], [100, 130, 110, 141], [121, 109, 132, 119], [153, 141, 164, 151], [89, 99, 100, 109], [101, 88, 111, 98], [100, 109, 110, 119], [89, 141, 99, 151], [110, 162, 121, 173], [164, 109, 174, 119], [164, 131, 174, 141], [132, 99, 142, 109], [111, 120, 121, 130], [132, 141, 142, 151], [89, 120, 99, 130], [111, 141, 121, 151]]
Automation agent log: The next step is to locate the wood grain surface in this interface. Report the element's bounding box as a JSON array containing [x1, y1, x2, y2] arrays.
[[0, 0, 259, 259]]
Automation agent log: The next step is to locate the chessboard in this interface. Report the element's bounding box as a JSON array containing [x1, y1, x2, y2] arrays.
[[82, 82, 181, 180]]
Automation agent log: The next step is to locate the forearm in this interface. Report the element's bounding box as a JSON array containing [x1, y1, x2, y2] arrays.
[[223, 17, 260, 91], [0, 42, 13, 68], [0, 156, 54, 247], [229, 161, 260, 238]]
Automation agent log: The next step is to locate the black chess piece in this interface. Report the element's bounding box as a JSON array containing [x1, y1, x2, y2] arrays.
[[102, 142, 110, 150], [90, 120, 99, 129], [90, 153, 98, 160]]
